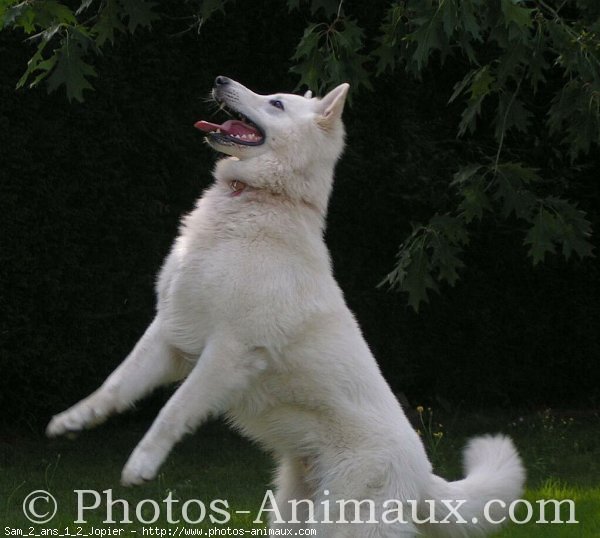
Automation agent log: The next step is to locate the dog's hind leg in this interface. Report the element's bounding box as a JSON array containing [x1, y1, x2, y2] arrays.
[[307, 473, 420, 538], [120, 334, 264, 486], [268, 456, 315, 532], [46, 316, 191, 437]]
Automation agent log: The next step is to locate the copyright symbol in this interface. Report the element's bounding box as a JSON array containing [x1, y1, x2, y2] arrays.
[[23, 490, 57, 524]]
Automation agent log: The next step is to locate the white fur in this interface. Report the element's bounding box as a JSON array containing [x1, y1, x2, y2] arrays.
[[47, 78, 524, 536]]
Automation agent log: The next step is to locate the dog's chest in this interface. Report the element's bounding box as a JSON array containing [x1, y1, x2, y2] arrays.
[[155, 207, 325, 353]]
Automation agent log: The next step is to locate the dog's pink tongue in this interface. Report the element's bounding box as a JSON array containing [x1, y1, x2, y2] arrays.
[[194, 119, 260, 137], [194, 120, 221, 132]]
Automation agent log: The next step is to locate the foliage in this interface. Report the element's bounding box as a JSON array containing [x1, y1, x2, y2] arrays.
[[371, 0, 598, 310], [381, 160, 593, 307], [291, 17, 372, 96], [1, 1, 155, 100], [0, 0, 598, 311], [2, 16, 599, 421]]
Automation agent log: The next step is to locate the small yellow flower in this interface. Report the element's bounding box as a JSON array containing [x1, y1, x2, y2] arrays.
[[433, 432, 444, 439], [416, 406, 424, 414]]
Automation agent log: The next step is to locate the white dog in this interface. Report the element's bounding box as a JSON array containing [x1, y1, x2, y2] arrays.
[[47, 77, 524, 536]]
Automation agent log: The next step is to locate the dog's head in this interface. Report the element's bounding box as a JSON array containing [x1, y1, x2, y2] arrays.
[[195, 76, 349, 164], [195, 77, 350, 213]]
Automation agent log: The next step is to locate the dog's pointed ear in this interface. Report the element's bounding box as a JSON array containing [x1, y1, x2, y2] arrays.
[[304, 89, 313, 99], [316, 83, 350, 131]]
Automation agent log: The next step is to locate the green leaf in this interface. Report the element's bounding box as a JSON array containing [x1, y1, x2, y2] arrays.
[[431, 235, 464, 287], [458, 0, 482, 41], [16, 36, 52, 89], [119, 0, 159, 33], [291, 23, 326, 92], [22, 54, 58, 89], [469, 65, 495, 100], [524, 206, 558, 265], [380, 227, 438, 313], [524, 197, 593, 265], [493, 162, 538, 219], [448, 69, 475, 103], [407, 15, 444, 70], [544, 197, 594, 261], [453, 164, 492, 222], [197, 0, 230, 24], [92, 0, 126, 47], [47, 29, 97, 102], [494, 93, 532, 141], [403, 244, 438, 312], [291, 23, 324, 61], [500, 0, 533, 31], [457, 65, 495, 136], [496, 162, 540, 184], [458, 96, 483, 136], [2, 2, 37, 33], [4, 1, 76, 33], [291, 18, 369, 95], [36, 1, 76, 27], [380, 246, 411, 292], [373, 41, 397, 75], [495, 41, 528, 86], [373, 3, 408, 75], [452, 163, 493, 223], [382, 216, 468, 312], [451, 163, 484, 185], [429, 213, 470, 246], [14, 20, 66, 91], [427, 214, 468, 287], [458, 180, 492, 223], [440, 0, 458, 38], [547, 79, 600, 161], [335, 17, 364, 50], [494, 180, 536, 220]]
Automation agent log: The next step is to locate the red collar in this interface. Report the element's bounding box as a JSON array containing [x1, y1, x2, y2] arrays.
[[229, 179, 247, 196], [226, 179, 323, 217]]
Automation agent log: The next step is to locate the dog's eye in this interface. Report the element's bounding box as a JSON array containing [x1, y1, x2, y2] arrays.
[[270, 99, 284, 110]]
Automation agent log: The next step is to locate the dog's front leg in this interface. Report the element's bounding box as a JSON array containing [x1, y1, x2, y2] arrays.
[[47, 316, 191, 437], [121, 335, 264, 486]]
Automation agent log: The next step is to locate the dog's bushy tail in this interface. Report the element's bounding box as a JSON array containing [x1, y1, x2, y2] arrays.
[[420, 435, 525, 537]]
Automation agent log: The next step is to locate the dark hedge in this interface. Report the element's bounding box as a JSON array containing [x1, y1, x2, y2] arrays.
[[1, 1, 599, 429]]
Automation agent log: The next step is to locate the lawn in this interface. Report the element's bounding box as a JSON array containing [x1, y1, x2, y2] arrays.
[[1, 409, 599, 536]]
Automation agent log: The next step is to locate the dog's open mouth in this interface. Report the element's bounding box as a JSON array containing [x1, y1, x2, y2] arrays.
[[195, 109, 264, 147]]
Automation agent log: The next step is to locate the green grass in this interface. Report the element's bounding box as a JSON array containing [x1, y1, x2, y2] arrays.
[[1, 410, 599, 536]]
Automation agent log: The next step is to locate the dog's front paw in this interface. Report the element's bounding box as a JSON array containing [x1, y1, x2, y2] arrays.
[[46, 405, 98, 438], [46, 391, 112, 438], [121, 448, 161, 487]]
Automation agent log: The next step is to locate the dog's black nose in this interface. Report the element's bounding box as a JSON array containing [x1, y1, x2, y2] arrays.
[[215, 76, 230, 87]]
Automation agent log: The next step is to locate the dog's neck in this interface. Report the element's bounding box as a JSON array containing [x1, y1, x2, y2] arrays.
[[224, 178, 324, 217], [214, 156, 334, 221]]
